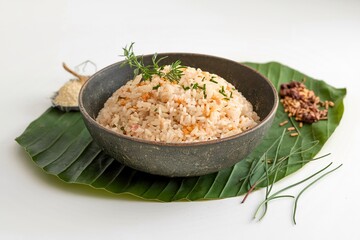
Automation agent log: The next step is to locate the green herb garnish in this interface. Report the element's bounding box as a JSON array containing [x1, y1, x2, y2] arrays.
[[188, 82, 206, 97], [219, 86, 227, 97], [210, 75, 218, 83], [121, 43, 184, 82], [121, 43, 159, 80], [152, 84, 161, 90], [163, 60, 184, 83], [230, 91, 233, 98], [223, 97, 230, 101], [203, 84, 207, 98], [182, 85, 190, 90]]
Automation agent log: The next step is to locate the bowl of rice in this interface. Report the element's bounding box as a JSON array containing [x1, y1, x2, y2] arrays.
[[79, 53, 278, 177]]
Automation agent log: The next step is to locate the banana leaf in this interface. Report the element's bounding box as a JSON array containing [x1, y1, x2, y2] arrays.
[[15, 62, 346, 201]]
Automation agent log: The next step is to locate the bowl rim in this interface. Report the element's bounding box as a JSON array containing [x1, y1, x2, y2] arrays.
[[79, 52, 279, 147]]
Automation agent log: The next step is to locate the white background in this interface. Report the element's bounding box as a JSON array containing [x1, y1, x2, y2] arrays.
[[1, 0, 359, 239]]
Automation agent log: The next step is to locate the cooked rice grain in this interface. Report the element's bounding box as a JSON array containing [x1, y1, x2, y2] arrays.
[[96, 66, 260, 143]]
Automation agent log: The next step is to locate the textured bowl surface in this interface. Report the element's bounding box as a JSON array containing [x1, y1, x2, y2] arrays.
[[79, 53, 278, 177]]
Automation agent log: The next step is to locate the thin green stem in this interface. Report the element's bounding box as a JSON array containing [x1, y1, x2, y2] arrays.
[[253, 162, 333, 220], [262, 153, 270, 218], [270, 129, 286, 171], [255, 195, 295, 220], [241, 136, 283, 203], [293, 164, 343, 225], [246, 133, 285, 187], [250, 152, 330, 192], [268, 162, 333, 201], [289, 116, 301, 135], [281, 140, 320, 162], [242, 131, 327, 204]]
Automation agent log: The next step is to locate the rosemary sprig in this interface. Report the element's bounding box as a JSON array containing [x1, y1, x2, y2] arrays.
[[121, 43, 158, 80], [120, 43, 184, 82], [163, 60, 184, 83]]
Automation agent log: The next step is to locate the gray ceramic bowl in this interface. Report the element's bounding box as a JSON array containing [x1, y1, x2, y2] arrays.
[[79, 53, 278, 177]]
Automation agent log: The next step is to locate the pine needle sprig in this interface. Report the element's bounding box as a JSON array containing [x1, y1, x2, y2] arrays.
[[163, 60, 184, 83], [120, 43, 184, 82]]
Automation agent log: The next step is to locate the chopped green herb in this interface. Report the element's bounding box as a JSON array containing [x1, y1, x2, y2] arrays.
[[192, 83, 199, 89], [232, 87, 235, 90], [201, 77, 205, 82], [210, 76, 218, 83], [230, 91, 233, 98], [152, 84, 161, 90], [223, 97, 230, 101], [203, 84, 207, 98], [182, 85, 190, 90], [219, 86, 227, 97]]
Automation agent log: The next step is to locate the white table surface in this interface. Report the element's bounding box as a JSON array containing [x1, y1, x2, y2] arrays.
[[1, 0, 359, 239]]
